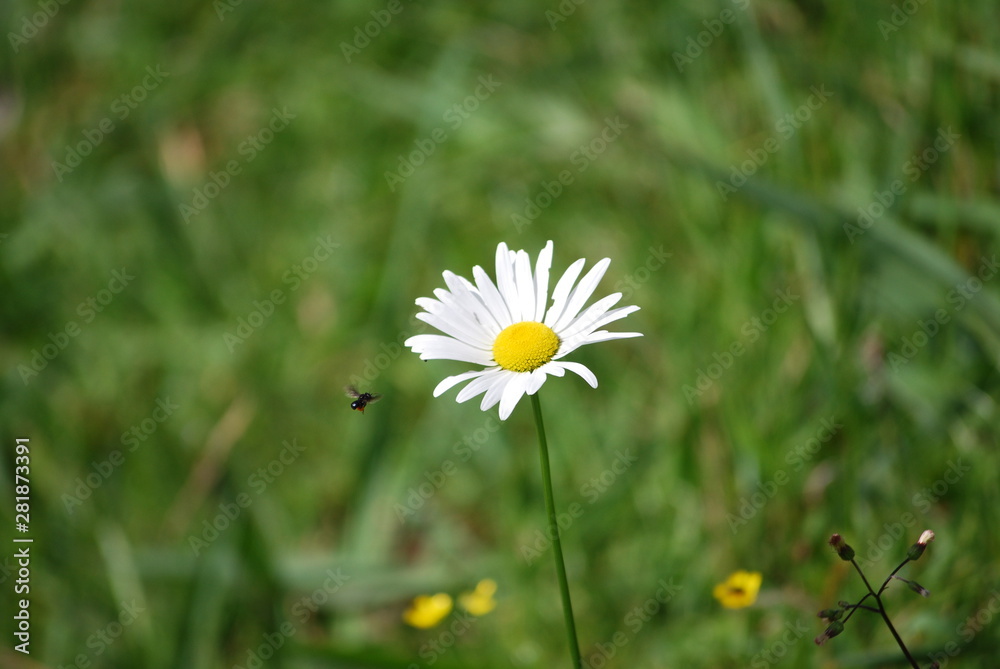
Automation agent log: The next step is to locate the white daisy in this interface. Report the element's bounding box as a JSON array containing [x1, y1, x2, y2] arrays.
[[405, 240, 642, 420]]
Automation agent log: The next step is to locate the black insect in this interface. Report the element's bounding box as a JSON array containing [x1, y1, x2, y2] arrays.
[[345, 385, 382, 413]]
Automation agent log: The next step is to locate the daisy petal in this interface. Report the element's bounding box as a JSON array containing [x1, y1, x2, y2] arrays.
[[533, 241, 553, 322], [525, 367, 549, 395], [545, 257, 586, 327], [405, 334, 494, 365], [441, 271, 502, 336], [513, 249, 536, 324], [557, 293, 623, 342], [433, 370, 487, 397], [473, 265, 511, 330], [538, 361, 566, 377], [438, 273, 475, 307], [416, 310, 493, 350], [549, 360, 598, 388], [558, 330, 643, 357], [455, 370, 504, 403], [416, 295, 444, 311], [498, 372, 530, 420], [552, 258, 611, 332], [495, 243, 521, 323], [426, 289, 496, 338], [576, 330, 644, 345], [480, 371, 512, 411], [559, 304, 641, 353]]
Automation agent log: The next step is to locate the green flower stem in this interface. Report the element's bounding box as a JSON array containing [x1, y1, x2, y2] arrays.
[[877, 558, 913, 597], [530, 393, 582, 669], [849, 559, 920, 669]]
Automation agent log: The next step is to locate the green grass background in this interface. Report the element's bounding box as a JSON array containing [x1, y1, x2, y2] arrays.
[[2, 0, 999, 667]]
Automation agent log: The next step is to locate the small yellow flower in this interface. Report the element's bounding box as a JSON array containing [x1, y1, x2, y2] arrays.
[[458, 579, 498, 616], [403, 593, 453, 629], [713, 570, 762, 609]]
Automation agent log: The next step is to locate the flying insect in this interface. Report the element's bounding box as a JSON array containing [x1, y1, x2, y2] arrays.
[[345, 385, 382, 413]]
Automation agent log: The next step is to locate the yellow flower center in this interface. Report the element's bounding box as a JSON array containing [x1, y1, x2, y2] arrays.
[[493, 322, 560, 372]]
